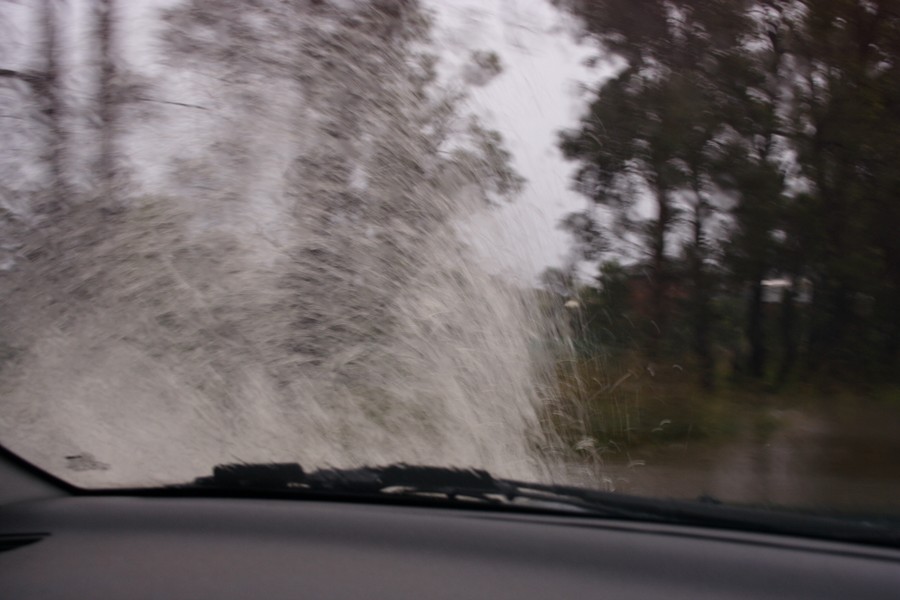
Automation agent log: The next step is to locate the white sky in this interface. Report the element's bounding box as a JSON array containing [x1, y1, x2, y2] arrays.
[[18, 0, 609, 284], [425, 0, 611, 283], [123, 0, 611, 283]]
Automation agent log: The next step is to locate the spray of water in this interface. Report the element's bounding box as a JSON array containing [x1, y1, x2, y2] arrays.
[[0, 0, 579, 487]]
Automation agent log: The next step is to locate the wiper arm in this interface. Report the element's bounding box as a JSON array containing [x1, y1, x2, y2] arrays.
[[194, 462, 502, 493], [176, 463, 692, 519], [185, 463, 520, 504]]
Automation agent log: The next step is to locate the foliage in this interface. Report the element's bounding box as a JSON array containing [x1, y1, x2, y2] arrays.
[[556, 0, 900, 385]]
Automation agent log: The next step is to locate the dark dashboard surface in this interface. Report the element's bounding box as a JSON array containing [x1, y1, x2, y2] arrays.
[[2, 493, 900, 599]]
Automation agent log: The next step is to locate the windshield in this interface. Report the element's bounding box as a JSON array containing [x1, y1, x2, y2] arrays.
[[1, 0, 899, 523]]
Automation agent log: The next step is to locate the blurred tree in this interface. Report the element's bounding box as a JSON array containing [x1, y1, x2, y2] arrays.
[[540, 266, 577, 298], [95, 0, 117, 205], [786, 0, 900, 374], [583, 260, 634, 354], [160, 0, 524, 366], [558, 0, 900, 383], [558, 0, 751, 386], [0, 0, 70, 215]]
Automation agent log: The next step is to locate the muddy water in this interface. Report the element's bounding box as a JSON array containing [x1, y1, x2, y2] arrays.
[[600, 400, 900, 515]]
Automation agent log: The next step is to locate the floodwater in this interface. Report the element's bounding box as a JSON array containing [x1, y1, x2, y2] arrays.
[[599, 399, 900, 516]]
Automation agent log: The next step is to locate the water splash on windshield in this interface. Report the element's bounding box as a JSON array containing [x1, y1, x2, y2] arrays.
[[0, 0, 574, 487]]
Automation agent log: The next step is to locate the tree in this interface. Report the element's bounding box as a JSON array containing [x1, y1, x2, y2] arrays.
[[785, 0, 900, 373], [558, 1, 751, 386], [94, 0, 117, 204], [560, 0, 900, 384], [160, 0, 524, 367], [0, 0, 70, 215], [0, 0, 554, 476]]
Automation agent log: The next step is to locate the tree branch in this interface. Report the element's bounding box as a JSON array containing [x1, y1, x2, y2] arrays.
[[134, 96, 209, 110], [0, 68, 49, 88]]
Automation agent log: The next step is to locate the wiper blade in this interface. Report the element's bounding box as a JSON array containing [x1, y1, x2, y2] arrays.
[[178, 462, 629, 515], [176, 463, 748, 522], [183, 463, 531, 506], [190, 462, 507, 498], [175, 463, 900, 549]]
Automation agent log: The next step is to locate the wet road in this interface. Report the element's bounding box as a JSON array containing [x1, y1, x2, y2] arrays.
[[599, 399, 900, 515]]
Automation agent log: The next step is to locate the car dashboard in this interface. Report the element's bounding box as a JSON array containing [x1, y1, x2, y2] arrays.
[[1, 451, 899, 599]]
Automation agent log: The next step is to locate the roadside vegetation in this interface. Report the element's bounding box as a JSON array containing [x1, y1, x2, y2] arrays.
[[541, 0, 900, 460]]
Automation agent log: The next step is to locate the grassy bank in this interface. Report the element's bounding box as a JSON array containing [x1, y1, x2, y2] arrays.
[[546, 352, 900, 460]]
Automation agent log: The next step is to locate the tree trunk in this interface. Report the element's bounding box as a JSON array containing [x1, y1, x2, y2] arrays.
[[776, 281, 797, 385], [647, 181, 670, 359], [746, 275, 766, 379], [40, 0, 69, 214], [692, 274, 714, 390], [689, 182, 713, 390], [96, 0, 117, 203], [883, 269, 900, 369]]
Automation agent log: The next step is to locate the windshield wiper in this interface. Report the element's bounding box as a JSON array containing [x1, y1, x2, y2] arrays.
[[175, 462, 651, 517], [171, 462, 900, 550], [189, 462, 509, 499], [181, 463, 575, 508]]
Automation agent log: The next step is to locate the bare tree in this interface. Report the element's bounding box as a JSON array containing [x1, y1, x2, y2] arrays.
[[94, 0, 117, 205], [0, 0, 560, 484], [0, 0, 70, 215]]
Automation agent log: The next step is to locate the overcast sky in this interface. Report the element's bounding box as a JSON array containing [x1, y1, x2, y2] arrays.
[[6, 0, 609, 283], [425, 0, 611, 283], [132, 0, 612, 283]]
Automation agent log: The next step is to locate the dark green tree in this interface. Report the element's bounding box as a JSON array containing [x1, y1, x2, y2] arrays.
[[558, 0, 752, 386], [786, 0, 900, 374], [558, 0, 900, 384]]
